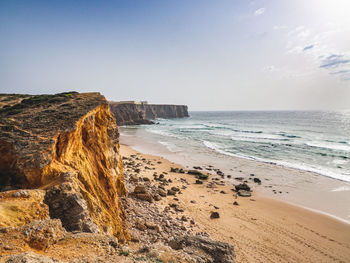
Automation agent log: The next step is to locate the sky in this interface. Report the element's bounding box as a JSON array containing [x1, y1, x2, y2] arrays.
[[0, 0, 350, 110]]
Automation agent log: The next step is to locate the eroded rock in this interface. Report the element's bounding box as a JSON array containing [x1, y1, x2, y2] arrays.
[[168, 235, 235, 263]]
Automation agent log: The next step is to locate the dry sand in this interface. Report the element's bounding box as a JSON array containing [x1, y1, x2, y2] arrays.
[[121, 144, 350, 263]]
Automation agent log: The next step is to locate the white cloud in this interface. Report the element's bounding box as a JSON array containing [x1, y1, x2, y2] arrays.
[[254, 8, 266, 16]]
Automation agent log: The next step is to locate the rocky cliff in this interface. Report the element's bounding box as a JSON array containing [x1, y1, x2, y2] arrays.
[[109, 102, 189, 126], [0, 92, 127, 240], [0, 92, 235, 262]]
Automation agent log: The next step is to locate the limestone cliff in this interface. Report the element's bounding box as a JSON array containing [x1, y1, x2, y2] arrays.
[[109, 102, 189, 126], [0, 92, 127, 240]]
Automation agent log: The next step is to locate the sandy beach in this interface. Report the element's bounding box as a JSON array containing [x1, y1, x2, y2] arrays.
[[121, 144, 350, 263]]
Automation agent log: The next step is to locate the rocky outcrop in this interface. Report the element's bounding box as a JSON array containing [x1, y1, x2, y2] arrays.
[[109, 102, 189, 126], [169, 235, 236, 263], [0, 92, 127, 240]]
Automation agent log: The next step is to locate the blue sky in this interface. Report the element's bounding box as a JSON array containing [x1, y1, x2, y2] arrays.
[[1, 0, 349, 110]]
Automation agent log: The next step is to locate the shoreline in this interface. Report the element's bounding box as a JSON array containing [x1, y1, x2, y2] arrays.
[[120, 130, 350, 224], [121, 140, 350, 226], [120, 143, 350, 262]]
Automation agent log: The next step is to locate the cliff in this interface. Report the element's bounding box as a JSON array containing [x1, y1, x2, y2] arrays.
[[109, 102, 189, 126], [0, 92, 127, 240], [0, 92, 235, 262]]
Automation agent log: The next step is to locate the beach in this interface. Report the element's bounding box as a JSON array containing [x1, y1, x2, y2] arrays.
[[121, 144, 350, 263]]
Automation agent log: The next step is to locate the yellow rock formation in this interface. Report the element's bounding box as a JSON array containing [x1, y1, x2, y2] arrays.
[[0, 92, 128, 241]]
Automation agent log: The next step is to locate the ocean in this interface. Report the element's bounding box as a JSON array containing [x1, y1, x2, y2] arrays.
[[121, 111, 350, 182], [120, 111, 350, 222]]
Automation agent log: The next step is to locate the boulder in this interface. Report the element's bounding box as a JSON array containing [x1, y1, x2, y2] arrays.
[[167, 189, 176, 196], [135, 193, 153, 203], [253, 178, 261, 184], [188, 170, 203, 176], [235, 183, 251, 192], [168, 235, 235, 263], [198, 174, 209, 180], [210, 212, 220, 219], [133, 185, 147, 194], [237, 190, 251, 197]]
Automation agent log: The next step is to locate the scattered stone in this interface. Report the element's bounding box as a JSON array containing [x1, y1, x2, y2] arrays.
[[168, 236, 235, 263], [158, 189, 167, 197], [198, 174, 209, 180], [235, 183, 251, 192], [175, 207, 184, 212], [220, 190, 226, 194], [253, 178, 261, 184], [135, 193, 153, 203], [237, 190, 251, 197], [171, 186, 180, 192], [233, 201, 239, 206], [210, 212, 220, 219], [133, 185, 147, 194], [195, 180, 203, 184], [153, 194, 162, 201], [167, 189, 176, 196], [188, 170, 203, 176], [170, 167, 179, 173], [129, 175, 139, 183]]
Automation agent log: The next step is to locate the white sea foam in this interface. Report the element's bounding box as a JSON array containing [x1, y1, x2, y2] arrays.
[[158, 141, 181, 153], [333, 159, 348, 165], [306, 141, 350, 152], [203, 141, 237, 157], [202, 140, 350, 182], [146, 128, 180, 138], [177, 124, 207, 129]]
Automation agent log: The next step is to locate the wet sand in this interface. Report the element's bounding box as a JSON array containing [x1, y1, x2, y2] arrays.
[[121, 144, 350, 263]]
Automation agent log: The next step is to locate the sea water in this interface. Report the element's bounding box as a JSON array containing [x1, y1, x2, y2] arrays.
[[121, 111, 350, 182], [120, 111, 350, 222]]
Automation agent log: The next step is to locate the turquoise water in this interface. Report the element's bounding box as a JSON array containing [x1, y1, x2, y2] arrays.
[[121, 111, 350, 182]]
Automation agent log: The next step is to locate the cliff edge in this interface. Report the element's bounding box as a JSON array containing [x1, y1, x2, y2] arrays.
[[109, 102, 189, 126], [0, 92, 127, 240]]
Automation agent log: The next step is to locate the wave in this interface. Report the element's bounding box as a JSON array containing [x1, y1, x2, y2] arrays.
[[146, 128, 183, 139], [209, 129, 289, 141], [232, 129, 263, 134], [278, 132, 301, 138], [230, 136, 290, 144], [306, 141, 350, 152], [333, 159, 348, 165], [202, 140, 350, 182], [158, 141, 181, 153], [203, 141, 238, 157]]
